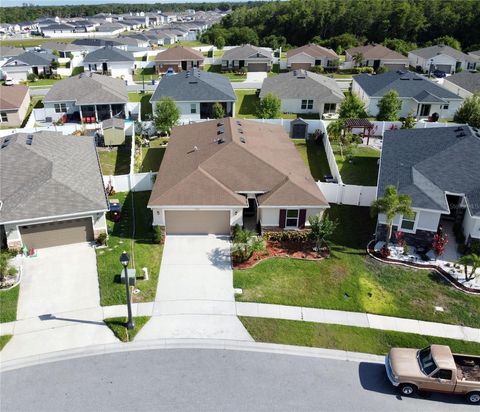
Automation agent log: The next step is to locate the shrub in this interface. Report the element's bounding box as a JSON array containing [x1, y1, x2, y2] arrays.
[[152, 226, 163, 244], [27, 73, 38, 82], [264, 230, 310, 243], [96, 233, 107, 246], [311, 65, 324, 74], [257, 93, 281, 118], [232, 225, 265, 263]]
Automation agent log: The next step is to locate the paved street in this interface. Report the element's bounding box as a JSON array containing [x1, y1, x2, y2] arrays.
[[1, 348, 471, 412]]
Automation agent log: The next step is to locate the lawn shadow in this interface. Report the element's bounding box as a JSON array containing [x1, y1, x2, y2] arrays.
[[305, 139, 331, 181], [114, 142, 132, 176], [140, 94, 153, 120], [239, 93, 259, 116], [140, 147, 165, 173]]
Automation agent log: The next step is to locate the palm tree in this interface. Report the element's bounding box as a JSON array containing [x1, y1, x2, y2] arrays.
[[458, 253, 480, 281], [371, 185, 413, 247], [353, 52, 364, 67]]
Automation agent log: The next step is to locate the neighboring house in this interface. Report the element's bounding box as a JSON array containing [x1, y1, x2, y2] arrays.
[[41, 41, 83, 59], [468, 50, 480, 62], [442, 72, 480, 99], [345, 44, 408, 71], [259, 70, 344, 116], [0, 85, 30, 127], [0, 131, 108, 250], [71, 38, 127, 52], [286, 43, 339, 71], [154, 46, 204, 74], [148, 118, 329, 235], [83, 46, 134, 79], [96, 22, 127, 36], [352, 71, 463, 118], [408, 45, 477, 74], [222, 44, 274, 72], [42, 23, 76, 37], [2, 51, 57, 82], [376, 126, 480, 248], [150, 68, 237, 120], [43, 72, 128, 123]]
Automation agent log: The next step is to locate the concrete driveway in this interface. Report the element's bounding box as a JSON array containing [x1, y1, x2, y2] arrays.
[[136, 235, 252, 341], [17, 242, 101, 320], [246, 71, 267, 82]]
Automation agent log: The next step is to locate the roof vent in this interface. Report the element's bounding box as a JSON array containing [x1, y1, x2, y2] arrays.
[[217, 137, 225, 144], [236, 120, 242, 126], [193, 145, 198, 151], [454, 127, 463, 132], [239, 136, 246, 143], [217, 121, 224, 127], [26, 134, 33, 145], [238, 128, 243, 134], [456, 132, 466, 138]]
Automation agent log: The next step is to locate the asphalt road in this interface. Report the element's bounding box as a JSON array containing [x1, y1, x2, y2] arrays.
[[1, 349, 471, 412]]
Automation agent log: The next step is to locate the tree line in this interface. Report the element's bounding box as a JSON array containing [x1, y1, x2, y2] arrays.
[[200, 0, 480, 53]]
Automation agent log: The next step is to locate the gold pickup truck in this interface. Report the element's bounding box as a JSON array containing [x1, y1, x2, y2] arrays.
[[385, 344, 480, 404]]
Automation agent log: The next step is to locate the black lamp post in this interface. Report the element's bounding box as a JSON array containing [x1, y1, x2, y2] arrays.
[[120, 251, 135, 330]]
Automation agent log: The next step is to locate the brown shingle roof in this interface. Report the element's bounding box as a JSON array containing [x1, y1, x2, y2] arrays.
[[154, 45, 204, 62], [346, 44, 406, 60], [287, 44, 338, 60], [148, 118, 328, 208], [0, 85, 29, 110]]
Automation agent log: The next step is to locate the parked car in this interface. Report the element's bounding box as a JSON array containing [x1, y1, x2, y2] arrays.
[[165, 68, 175, 76], [385, 344, 480, 403], [432, 69, 446, 78], [4, 77, 14, 86]]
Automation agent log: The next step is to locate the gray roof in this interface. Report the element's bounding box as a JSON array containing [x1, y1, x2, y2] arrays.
[[378, 126, 480, 216], [0, 131, 108, 223], [6, 51, 56, 66], [444, 72, 480, 94], [44, 73, 127, 105], [150, 68, 236, 103], [41, 41, 83, 52], [353, 71, 462, 101], [71, 38, 123, 48], [222, 44, 273, 61], [102, 117, 124, 129], [0, 46, 24, 58], [84, 46, 134, 63], [469, 50, 480, 58], [410, 44, 475, 63], [96, 23, 125, 32], [259, 70, 344, 102]]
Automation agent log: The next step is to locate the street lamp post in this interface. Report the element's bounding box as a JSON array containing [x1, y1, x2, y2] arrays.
[[120, 251, 135, 330]]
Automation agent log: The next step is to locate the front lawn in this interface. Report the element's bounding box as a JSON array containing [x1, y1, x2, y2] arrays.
[[97, 144, 131, 176], [0, 285, 19, 323], [133, 67, 157, 82], [205, 64, 246, 82], [234, 205, 480, 328], [96, 191, 163, 306], [293, 139, 331, 181], [26, 78, 62, 87], [241, 318, 480, 356], [104, 316, 150, 342], [332, 144, 380, 186], [136, 139, 166, 173], [235, 90, 259, 119], [0, 335, 13, 351]]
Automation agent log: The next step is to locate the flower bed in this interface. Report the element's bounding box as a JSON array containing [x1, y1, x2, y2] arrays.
[[234, 239, 329, 269]]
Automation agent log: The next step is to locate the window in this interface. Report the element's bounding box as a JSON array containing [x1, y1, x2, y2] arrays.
[[285, 209, 299, 227], [441, 104, 449, 110], [314, 59, 321, 66], [190, 104, 197, 114], [54, 103, 67, 113], [324, 103, 336, 113], [432, 369, 452, 380], [301, 99, 314, 110], [0, 112, 7, 122], [400, 212, 417, 231], [419, 104, 431, 117], [418, 347, 438, 375]]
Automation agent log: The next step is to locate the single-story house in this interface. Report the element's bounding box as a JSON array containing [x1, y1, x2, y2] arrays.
[[96, 22, 126, 36], [148, 118, 329, 235], [345, 44, 408, 71], [154, 46, 204, 74], [71, 38, 128, 53], [259, 69, 344, 116], [286, 43, 339, 71], [43, 72, 128, 123], [222, 44, 274, 72], [150, 68, 237, 121], [2, 51, 57, 82], [468, 50, 480, 61], [0, 131, 108, 250], [41, 41, 83, 59], [352, 71, 464, 119], [41, 23, 76, 37], [0, 85, 30, 127], [408, 45, 477, 74], [83, 46, 134, 79], [376, 126, 480, 248], [442, 72, 480, 99]]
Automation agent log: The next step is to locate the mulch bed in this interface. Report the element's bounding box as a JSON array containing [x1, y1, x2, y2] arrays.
[[234, 240, 329, 269]]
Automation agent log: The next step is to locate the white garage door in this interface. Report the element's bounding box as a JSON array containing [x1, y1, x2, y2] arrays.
[[165, 211, 230, 235]]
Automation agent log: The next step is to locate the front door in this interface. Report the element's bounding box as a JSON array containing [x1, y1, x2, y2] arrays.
[[181, 61, 187, 70], [102, 62, 108, 73], [373, 59, 381, 70], [32, 66, 39, 75], [419, 104, 431, 117]]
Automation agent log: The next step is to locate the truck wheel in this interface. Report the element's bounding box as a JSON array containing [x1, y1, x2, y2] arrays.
[[467, 392, 480, 404], [399, 383, 417, 396]]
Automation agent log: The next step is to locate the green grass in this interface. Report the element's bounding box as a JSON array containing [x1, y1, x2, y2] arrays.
[[0, 335, 13, 351], [331, 73, 353, 79], [129, 92, 153, 121], [137, 139, 166, 173], [25, 78, 62, 87], [0, 37, 74, 48], [133, 67, 157, 82], [234, 204, 480, 328], [293, 139, 331, 181], [104, 316, 150, 342], [235, 90, 259, 119], [164, 40, 209, 48], [332, 145, 380, 186], [71, 66, 84, 76], [214, 50, 224, 58], [96, 192, 163, 306], [205, 64, 246, 82], [97, 144, 131, 176], [0, 285, 20, 323], [241, 318, 480, 356]]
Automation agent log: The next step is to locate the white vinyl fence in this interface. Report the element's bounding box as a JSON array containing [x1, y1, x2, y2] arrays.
[[103, 172, 157, 193], [318, 182, 377, 206]]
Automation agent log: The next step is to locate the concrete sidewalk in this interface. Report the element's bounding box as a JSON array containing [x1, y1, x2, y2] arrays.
[[236, 302, 480, 343]]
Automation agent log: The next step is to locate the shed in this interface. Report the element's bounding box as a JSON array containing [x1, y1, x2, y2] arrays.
[[102, 118, 125, 146], [290, 118, 309, 139]]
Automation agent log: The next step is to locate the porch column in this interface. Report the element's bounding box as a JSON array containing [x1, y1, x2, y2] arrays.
[[94, 105, 99, 123], [79, 105, 84, 123], [109, 104, 113, 119]]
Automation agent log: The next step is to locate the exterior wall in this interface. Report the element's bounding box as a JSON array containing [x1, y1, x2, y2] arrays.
[[376, 223, 435, 248], [84, 61, 133, 78], [408, 53, 459, 73], [377, 209, 441, 233], [463, 208, 480, 240], [259, 207, 325, 229], [104, 127, 126, 146], [442, 80, 473, 99], [93, 212, 108, 237], [2, 65, 31, 81], [287, 53, 338, 69], [43, 101, 78, 122], [0, 88, 29, 127], [222, 58, 272, 70], [155, 59, 203, 73]]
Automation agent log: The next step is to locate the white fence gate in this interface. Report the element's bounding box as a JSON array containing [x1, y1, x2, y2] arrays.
[[318, 182, 377, 206], [103, 172, 157, 193]]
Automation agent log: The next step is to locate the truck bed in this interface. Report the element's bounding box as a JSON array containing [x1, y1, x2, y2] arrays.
[[454, 354, 480, 382]]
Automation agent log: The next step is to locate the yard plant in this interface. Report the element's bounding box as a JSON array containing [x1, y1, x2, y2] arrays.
[[308, 215, 338, 251], [154, 96, 180, 135], [376, 89, 402, 121], [458, 253, 480, 281], [257, 93, 281, 119], [232, 225, 265, 263]]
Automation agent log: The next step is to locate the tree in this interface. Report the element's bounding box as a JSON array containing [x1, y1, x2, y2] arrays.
[[326, 119, 344, 142], [50, 59, 59, 70], [371, 185, 413, 248], [154, 97, 180, 135], [458, 253, 480, 281], [231, 224, 265, 263], [257, 93, 281, 118], [382, 38, 417, 56], [308, 214, 338, 251], [353, 52, 364, 67], [376, 90, 402, 121], [52, 48, 60, 57], [428, 36, 461, 50], [401, 111, 416, 129], [339, 93, 367, 119], [454, 93, 480, 127], [212, 102, 225, 119], [214, 35, 225, 50]]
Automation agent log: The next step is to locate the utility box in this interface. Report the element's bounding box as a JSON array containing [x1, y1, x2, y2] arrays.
[[120, 268, 136, 286]]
